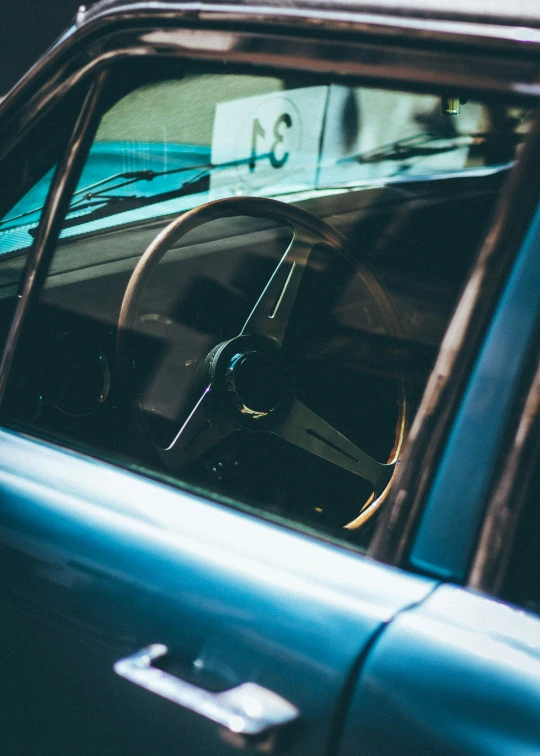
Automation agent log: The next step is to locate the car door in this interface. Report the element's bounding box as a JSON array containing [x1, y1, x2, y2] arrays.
[[339, 584, 540, 756], [0, 428, 435, 756]]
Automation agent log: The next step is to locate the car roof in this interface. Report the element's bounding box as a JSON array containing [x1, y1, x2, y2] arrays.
[[84, 0, 540, 29]]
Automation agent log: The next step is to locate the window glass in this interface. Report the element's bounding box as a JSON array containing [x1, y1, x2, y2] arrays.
[[1, 65, 532, 549], [0, 79, 89, 257], [0, 167, 56, 255], [0, 77, 88, 372]]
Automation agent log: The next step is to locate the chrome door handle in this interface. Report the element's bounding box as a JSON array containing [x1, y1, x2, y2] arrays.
[[114, 644, 300, 736]]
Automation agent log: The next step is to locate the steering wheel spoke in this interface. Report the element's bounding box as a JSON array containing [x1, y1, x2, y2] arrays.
[[241, 228, 319, 347], [158, 387, 236, 468], [272, 398, 395, 496]]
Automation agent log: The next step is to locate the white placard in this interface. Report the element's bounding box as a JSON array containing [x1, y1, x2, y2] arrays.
[[209, 86, 328, 198]]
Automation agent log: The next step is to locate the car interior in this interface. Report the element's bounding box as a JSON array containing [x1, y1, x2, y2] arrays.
[[0, 59, 531, 548]]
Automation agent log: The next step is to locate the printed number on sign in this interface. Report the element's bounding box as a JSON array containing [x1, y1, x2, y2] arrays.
[[249, 113, 293, 172]]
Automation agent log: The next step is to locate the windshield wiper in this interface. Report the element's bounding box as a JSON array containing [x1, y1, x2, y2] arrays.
[[66, 162, 216, 211], [342, 131, 521, 167], [0, 130, 522, 233], [0, 170, 161, 229], [61, 133, 493, 222], [0, 153, 272, 231]]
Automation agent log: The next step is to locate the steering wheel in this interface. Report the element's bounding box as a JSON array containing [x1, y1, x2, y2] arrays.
[[117, 196, 406, 529]]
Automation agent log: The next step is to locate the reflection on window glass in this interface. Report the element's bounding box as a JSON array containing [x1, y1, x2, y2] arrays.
[[51, 76, 531, 240], [0, 166, 56, 255], [1, 67, 532, 550]]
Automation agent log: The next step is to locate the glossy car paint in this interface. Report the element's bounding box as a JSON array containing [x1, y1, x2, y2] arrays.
[[410, 200, 540, 581], [339, 583, 540, 756], [0, 429, 434, 755]]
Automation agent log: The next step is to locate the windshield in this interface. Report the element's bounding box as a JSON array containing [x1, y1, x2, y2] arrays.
[[0, 74, 530, 254]]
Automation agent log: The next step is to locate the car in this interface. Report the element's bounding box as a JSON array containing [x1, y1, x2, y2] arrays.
[[1, 1, 540, 754]]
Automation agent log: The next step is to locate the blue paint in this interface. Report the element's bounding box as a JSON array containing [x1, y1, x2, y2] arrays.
[[410, 201, 540, 581], [339, 584, 540, 756], [0, 428, 434, 756]]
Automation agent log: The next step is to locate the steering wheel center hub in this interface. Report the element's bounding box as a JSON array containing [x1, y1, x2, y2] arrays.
[[226, 350, 284, 418]]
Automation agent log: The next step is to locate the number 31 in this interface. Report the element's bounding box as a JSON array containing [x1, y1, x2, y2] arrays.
[[249, 113, 292, 172]]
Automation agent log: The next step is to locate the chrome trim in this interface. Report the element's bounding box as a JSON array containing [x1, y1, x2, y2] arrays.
[[114, 644, 300, 735], [75, 5, 88, 27]]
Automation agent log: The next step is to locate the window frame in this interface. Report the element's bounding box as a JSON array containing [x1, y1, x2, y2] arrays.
[[0, 12, 540, 563]]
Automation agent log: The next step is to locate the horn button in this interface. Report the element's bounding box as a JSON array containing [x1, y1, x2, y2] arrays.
[[206, 337, 288, 425], [226, 350, 284, 418]]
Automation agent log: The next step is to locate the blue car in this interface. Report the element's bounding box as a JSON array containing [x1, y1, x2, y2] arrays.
[[1, 1, 540, 754]]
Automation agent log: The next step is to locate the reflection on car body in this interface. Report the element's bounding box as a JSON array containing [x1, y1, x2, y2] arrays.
[[1, 1, 540, 755]]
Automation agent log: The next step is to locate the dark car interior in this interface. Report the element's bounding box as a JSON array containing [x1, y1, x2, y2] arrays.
[[0, 62, 528, 547], [0, 173, 506, 543]]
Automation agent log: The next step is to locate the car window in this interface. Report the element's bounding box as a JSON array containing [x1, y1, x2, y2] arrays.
[[0, 63, 532, 550], [0, 80, 90, 373], [0, 167, 56, 254]]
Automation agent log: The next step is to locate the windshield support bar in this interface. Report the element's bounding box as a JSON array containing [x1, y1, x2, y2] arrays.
[[0, 70, 109, 411]]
